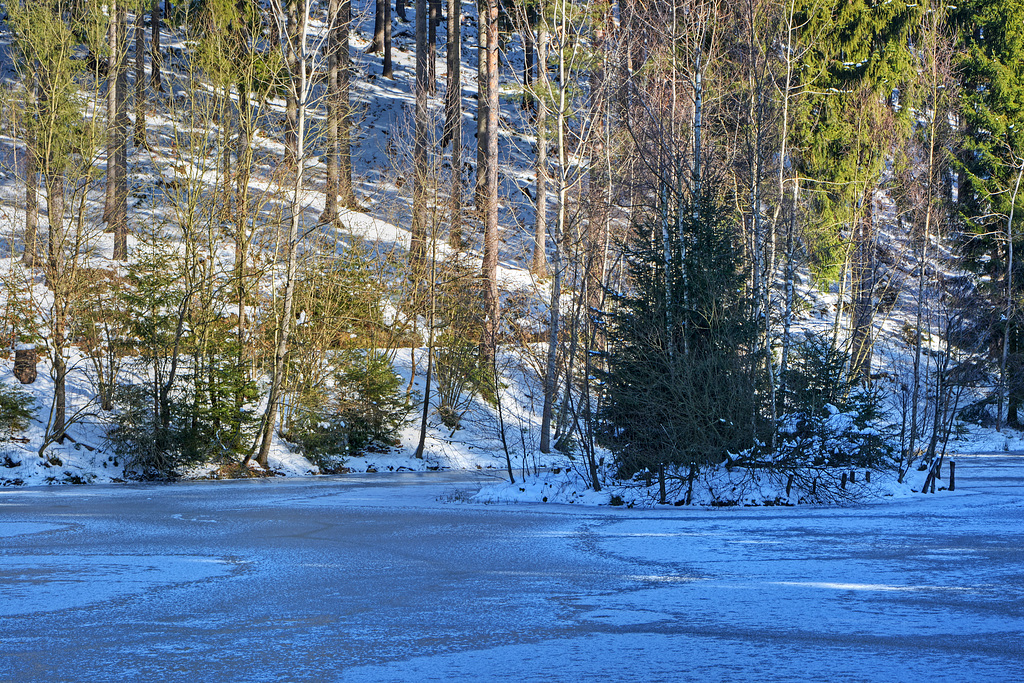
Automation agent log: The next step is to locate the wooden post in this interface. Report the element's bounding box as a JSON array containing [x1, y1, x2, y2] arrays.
[[949, 461, 955, 491], [841, 472, 847, 490], [658, 463, 666, 504], [850, 470, 856, 484], [865, 470, 871, 484]]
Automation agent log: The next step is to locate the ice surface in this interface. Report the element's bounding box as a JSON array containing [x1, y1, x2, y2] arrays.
[[0, 458, 1021, 681]]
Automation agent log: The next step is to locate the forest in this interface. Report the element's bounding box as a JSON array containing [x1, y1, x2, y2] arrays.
[[0, 0, 1021, 500]]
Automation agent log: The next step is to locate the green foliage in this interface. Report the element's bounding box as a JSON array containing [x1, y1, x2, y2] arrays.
[[782, 332, 856, 416], [7, 0, 91, 168], [600, 184, 762, 477], [951, 0, 1024, 245], [286, 349, 411, 469], [283, 247, 413, 461], [772, 332, 890, 468], [0, 385, 35, 434], [792, 0, 923, 284], [947, 0, 1024, 409], [193, 0, 284, 96], [106, 385, 211, 480], [110, 243, 261, 477], [432, 259, 495, 431]]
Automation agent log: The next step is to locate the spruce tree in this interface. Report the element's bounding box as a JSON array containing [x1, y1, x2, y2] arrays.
[[949, 0, 1024, 424], [600, 184, 759, 478], [792, 0, 922, 381]]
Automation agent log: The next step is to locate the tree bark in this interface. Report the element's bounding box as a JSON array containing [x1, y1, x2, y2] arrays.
[[23, 75, 38, 267], [284, 0, 300, 166], [253, 0, 310, 469], [339, 0, 353, 207], [850, 194, 875, 383], [103, 2, 119, 225], [113, 8, 129, 259], [151, 0, 162, 89], [481, 0, 500, 361], [134, 9, 147, 148], [475, 0, 488, 212], [320, 0, 343, 223], [444, 0, 462, 245], [428, 0, 438, 92], [383, 0, 393, 78], [531, 15, 547, 276], [411, 0, 429, 266], [369, 0, 385, 53], [45, 171, 66, 440]]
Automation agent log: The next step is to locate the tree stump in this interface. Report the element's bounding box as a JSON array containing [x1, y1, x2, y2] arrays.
[[13, 347, 38, 384]]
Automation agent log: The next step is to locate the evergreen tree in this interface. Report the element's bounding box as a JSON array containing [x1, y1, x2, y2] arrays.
[[951, 0, 1024, 424], [600, 183, 759, 478], [792, 0, 922, 381]]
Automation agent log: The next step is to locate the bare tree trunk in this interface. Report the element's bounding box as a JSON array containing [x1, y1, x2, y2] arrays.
[[586, 0, 610, 313], [253, 0, 311, 469], [113, 8, 129, 260], [541, 0, 569, 453], [481, 0, 500, 361], [397, 0, 407, 22], [23, 76, 38, 267], [338, 0, 353, 207], [103, 2, 119, 224], [411, 0, 429, 267], [523, 9, 534, 113], [775, 0, 799, 413], [151, 0, 162, 89], [850, 194, 875, 383], [383, 0, 393, 78], [134, 9, 147, 147], [531, 14, 548, 276], [428, 0, 438, 92], [444, 0, 463, 245], [369, 0, 385, 53], [321, 0, 341, 223], [45, 171, 66, 439], [284, 0, 300, 165], [475, 0, 488, 212]]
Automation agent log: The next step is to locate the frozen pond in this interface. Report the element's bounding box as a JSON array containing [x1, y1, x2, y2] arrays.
[[1, 457, 1022, 681]]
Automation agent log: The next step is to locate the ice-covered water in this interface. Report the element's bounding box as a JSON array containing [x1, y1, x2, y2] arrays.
[[1, 459, 1021, 681]]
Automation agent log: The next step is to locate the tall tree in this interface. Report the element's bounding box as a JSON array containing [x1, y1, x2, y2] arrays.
[[793, 0, 922, 382], [151, 0, 162, 89], [321, 0, 354, 224], [252, 0, 314, 468], [481, 0, 500, 360], [951, 0, 1024, 426], [410, 0, 430, 266], [443, 0, 463, 245]]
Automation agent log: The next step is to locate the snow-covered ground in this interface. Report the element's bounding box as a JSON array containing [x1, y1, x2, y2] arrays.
[[1, 455, 1021, 681]]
